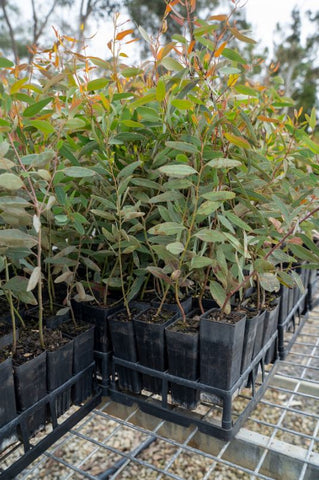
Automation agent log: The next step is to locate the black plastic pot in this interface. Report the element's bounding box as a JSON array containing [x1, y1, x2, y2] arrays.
[[252, 310, 267, 360], [72, 326, 95, 404], [0, 325, 19, 350], [240, 311, 260, 374], [133, 308, 177, 394], [192, 297, 218, 312], [0, 357, 17, 451], [45, 307, 71, 329], [263, 301, 280, 365], [14, 351, 47, 436], [80, 302, 122, 353], [166, 318, 199, 409], [200, 309, 246, 391], [71, 298, 82, 323], [47, 340, 74, 418], [278, 286, 290, 326], [109, 313, 142, 394]]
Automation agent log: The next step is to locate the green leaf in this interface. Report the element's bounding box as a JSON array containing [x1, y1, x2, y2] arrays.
[[81, 256, 101, 272], [235, 85, 258, 97], [127, 276, 145, 303], [148, 222, 186, 236], [120, 119, 144, 128], [28, 120, 55, 136], [270, 250, 295, 263], [89, 57, 110, 69], [224, 211, 252, 232], [171, 99, 193, 110], [229, 27, 256, 44], [113, 132, 146, 142], [289, 244, 319, 263], [300, 135, 319, 154], [3, 276, 29, 293], [258, 273, 280, 292], [166, 242, 184, 255], [149, 190, 184, 204], [206, 158, 241, 169], [224, 132, 250, 149], [161, 57, 184, 71], [166, 141, 198, 154], [138, 26, 151, 44], [201, 191, 235, 201], [27, 266, 41, 292], [0, 196, 29, 208], [121, 67, 143, 78], [63, 167, 96, 178], [146, 266, 172, 283], [197, 201, 220, 216], [55, 214, 68, 224], [0, 173, 23, 191], [222, 48, 246, 64], [131, 177, 163, 190], [23, 98, 51, 117], [91, 209, 115, 220], [209, 281, 227, 309], [253, 259, 274, 273], [21, 150, 55, 167], [0, 57, 14, 68], [291, 270, 305, 294], [278, 271, 295, 288], [191, 256, 213, 269], [0, 229, 37, 248], [172, 34, 187, 44], [309, 107, 316, 130], [118, 160, 141, 180], [87, 78, 109, 90], [159, 164, 197, 178], [164, 179, 193, 190], [298, 234, 319, 258], [194, 229, 225, 242], [156, 79, 166, 102], [65, 118, 86, 130]]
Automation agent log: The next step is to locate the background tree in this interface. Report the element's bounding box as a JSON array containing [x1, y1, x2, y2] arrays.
[[272, 8, 319, 119], [0, 0, 121, 63]]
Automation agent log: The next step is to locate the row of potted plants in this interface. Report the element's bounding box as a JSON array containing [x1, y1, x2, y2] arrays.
[[1, 1, 319, 449]]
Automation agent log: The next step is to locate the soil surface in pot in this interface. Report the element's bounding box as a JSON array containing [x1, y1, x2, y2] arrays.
[[60, 320, 92, 336], [112, 306, 145, 322], [1, 328, 70, 366], [206, 310, 245, 324], [86, 296, 120, 308], [137, 308, 175, 324], [168, 317, 200, 334], [243, 293, 279, 312], [25, 303, 68, 319]]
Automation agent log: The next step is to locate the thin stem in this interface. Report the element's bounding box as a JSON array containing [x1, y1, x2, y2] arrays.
[[155, 284, 170, 317], [175, 281, 186, 323], [5, 258, 17, 353]]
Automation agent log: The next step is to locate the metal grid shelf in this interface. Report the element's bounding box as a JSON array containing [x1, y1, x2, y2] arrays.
[[0, 302, 317, 480]]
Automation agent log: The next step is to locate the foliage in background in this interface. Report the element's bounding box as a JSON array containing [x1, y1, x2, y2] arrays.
[[272, 8, 319, 120]]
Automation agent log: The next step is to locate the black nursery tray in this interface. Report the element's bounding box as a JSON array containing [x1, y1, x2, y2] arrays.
[[0, 363, 101, 480], [105, 330, 278, 441], [278, 289, 310, 360]]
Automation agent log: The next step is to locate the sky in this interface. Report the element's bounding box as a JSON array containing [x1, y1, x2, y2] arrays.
[[244, 0, 317, 53], [81, 0, 319, 62], [18, 0, 319, 62]]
